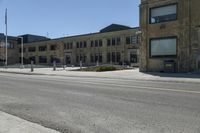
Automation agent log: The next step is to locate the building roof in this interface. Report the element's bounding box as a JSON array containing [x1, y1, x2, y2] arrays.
[[18, 34, 50, 43], [0, 33, 17, 41], [100, 24, 132, 33]]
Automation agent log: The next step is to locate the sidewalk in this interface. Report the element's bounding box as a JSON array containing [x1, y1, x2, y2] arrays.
[[0, 67, 200, 83], [0, 111, 60, 133]]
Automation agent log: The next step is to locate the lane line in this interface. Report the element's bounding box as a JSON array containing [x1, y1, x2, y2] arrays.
[[1, 73, 200, 94], [71, 80, 200, 95]]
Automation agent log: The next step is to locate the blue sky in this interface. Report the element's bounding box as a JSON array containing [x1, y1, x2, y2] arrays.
[[0, 0, 140, 38]]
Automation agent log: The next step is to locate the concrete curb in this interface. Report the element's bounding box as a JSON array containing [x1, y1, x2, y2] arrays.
[[0, 70, 45, 76], [0, 111, 60, 133], [0, 70, 200, 84]]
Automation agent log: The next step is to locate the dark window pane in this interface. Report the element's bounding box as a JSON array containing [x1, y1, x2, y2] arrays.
[[80, 42, 83, 48], [116, 52, 121, 62], [112, 38, 116, 46], [39, 46, 47, 51], [107, 39, 111, 46], [84, 41, 87, 48], [95, 40, 98, 47], [99, 40, 103, 47], [117, 38, 121, 45], [91, 41, 94, 47], [28, 47, 36, 52], [112, 52, 116, 62], [126, 37, 131, 44], [76, 42, 79, 48], [50, 45, 57, 50], [39, 56, 47, 63], [107, 53, 111, 62]]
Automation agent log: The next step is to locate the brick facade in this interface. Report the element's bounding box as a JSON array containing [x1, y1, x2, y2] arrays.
[[140, 0, 200, 72], [20, 27, 140, 67], [0, 34, 18, 66]]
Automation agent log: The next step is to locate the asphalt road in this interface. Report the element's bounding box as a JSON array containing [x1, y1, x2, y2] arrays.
[[0, 73, 200, 133]]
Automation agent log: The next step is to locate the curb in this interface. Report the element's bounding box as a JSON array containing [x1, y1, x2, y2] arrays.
[[0, 70, 46, 76], [1, 70, 200, 84], [0, 111, 60, 133]]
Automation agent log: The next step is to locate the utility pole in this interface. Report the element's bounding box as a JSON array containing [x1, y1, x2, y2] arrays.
[[5, 8, 8, 68]]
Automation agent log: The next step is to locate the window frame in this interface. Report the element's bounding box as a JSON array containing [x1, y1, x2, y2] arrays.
[[149, 36, 178, 58], [149, 3, 178, 24], [39, 56, 47, 63], [39, 45, 47, 51]]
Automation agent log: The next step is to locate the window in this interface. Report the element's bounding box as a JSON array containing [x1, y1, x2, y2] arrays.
[[107, 39, 111, 46], [116, 52, 121, 62], [51, 56, 60, 63], [112, 38, 116, 46], [130, 53, 138, 63], [107, 53, 111, 63], [50, 45, 57, 50], [91, 41, 94, 47], [76, 55, 79, 63], [65, 42, 73, 49], [0, 42, 14, 49], [19, 48, 26, 53], [8, 43, 14, 49], [67, 43, 70, 49], [28, 47, 36, 52], [39, 46, 47, 51], [77, 54, 87, 63], [131, 35, 138, 44], [150, 4, 177, 24], [95, 40, 98, 47], [95, 54, 99, 62], [39, 56, 47, 63], [84, 41, 87, 48], [117, 37, 121, 45], [126, 37, 131, 44], [70, 43, 73, 49], [29, 56, 36, 64], [80, 42, 83, 48], [126, 36, 138, 45], [99, 53, 102, 63], [64, 44, 67, 49], [99, 40, 103, 47], [81, 55, 87, 63], [76, 42, 79, 48], [90, 54, 95, 63], [112, 52, 116, 62], [150, 37, 177, 57]]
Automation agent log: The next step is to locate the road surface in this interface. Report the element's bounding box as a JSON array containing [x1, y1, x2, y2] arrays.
[[0, 73, 200, 133]]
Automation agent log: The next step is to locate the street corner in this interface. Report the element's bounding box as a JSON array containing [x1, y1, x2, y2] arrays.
[[0, 111, 60, 133]]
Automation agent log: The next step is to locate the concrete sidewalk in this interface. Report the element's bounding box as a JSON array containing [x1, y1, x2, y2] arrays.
[[0, 111, 60, 133], [0, 67, 200, 83]]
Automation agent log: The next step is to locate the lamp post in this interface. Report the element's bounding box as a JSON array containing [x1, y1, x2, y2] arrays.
[[19, 37, 24, 69]]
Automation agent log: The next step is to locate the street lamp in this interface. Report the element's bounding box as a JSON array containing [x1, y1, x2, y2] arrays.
[[18, 37, 24, 69]]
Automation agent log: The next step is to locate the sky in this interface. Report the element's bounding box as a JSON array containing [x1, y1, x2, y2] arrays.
[[0, 0, 140, 39]]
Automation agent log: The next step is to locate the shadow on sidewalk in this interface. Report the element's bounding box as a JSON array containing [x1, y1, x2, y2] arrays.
[[142, 72, 200, 79]]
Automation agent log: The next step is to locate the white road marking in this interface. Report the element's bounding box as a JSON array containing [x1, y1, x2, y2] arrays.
[[72, 80, 200, 95], [1, 73, 200, 95]]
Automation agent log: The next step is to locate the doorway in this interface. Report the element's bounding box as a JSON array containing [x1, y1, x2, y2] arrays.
[[65, 55, 71, 65]]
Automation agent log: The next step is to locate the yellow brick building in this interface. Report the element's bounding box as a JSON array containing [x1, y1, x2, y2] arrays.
[[20, 24, 140, 67], [140, 0, 200, 72]]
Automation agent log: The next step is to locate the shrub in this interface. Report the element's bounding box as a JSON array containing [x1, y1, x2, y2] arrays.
[[96, 66, 117, 72]]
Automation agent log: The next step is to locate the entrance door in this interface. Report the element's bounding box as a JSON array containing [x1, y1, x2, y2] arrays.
[[130, 53, 138, 63], [65, 55, 71, 65]]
